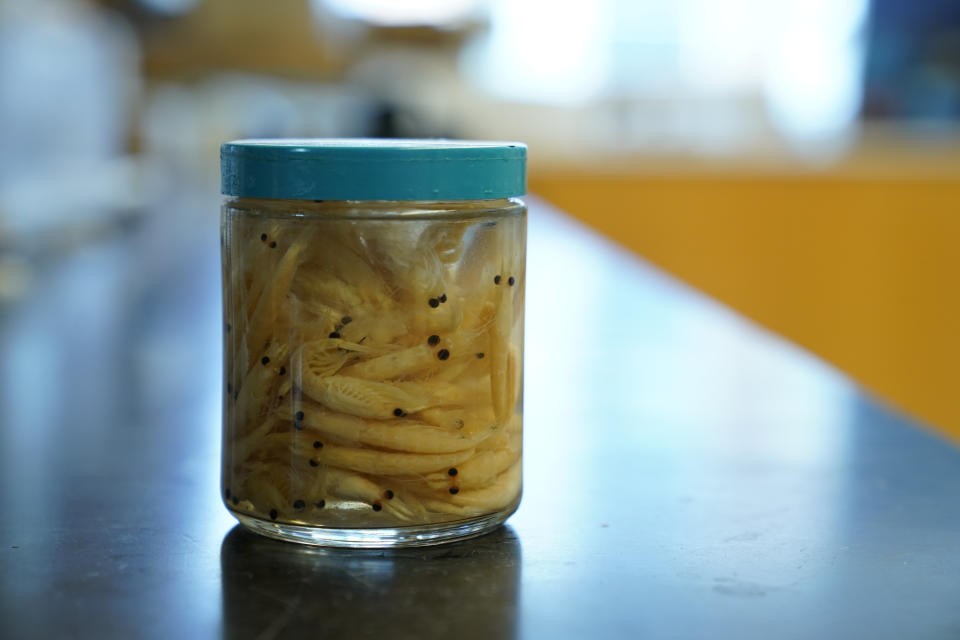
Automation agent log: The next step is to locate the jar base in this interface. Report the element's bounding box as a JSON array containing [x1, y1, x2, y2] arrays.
[[230, 503, 518, 548]]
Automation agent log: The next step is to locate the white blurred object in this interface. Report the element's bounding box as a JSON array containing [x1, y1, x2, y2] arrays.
[[462, 0, 611, 105], [763, 0, 869, 156], [0, 0, 143, 240], [314, 0, 483, 28], [461, 0, 868, 156], [0, 0, 139, 183]]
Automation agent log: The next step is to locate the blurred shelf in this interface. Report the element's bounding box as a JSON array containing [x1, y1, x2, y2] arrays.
[[527, 123, 960, 177]]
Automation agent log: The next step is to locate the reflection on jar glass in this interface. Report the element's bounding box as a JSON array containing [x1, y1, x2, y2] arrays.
[[219, 140, 527, 547], [220, 524, 522, 639]]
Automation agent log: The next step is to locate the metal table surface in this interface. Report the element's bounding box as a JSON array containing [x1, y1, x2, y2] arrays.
[[1, 198, 959, 639]]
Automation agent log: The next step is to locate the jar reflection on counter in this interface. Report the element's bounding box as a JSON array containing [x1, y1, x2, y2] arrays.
[[219, 140, 527, 547]]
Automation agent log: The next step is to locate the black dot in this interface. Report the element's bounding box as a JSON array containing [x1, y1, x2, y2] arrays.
[[494, 275, 502, 285], [439, 293, 447, 303], [232, 496, 239, 505], [269, 241, 277, 248], [341, 316, 352, 325], [261, 356, 270, 365], [428, 334, 440, 346], [476, 352, 484, 359], [329, 331, 341, 339], [313, 441, 323, 449], [315, 500, 325, 508], [224, 488, 232, 500], [384, 490, 394, 500], [428, 298, 440, 308], [295, 411, 305, 421], [260, 233, 267, 241], [278, 366, 286, 376], [448, 468, 458, 476], [293, 499, 305, 510], [372, 503, 382, 512], [294, 422, 303, 431], [437, 349, 450, 361], [309, 459, 318, 467], [449, 487, 459, 495], [225, 323, 232, 332], [226, 383, 233, 393], [269, 509, 278, 520], [393, 408, 405, 417], [508, 277, 516, 286]]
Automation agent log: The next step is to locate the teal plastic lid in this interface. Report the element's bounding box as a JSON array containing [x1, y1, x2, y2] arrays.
[[221, 138, 526, 201]]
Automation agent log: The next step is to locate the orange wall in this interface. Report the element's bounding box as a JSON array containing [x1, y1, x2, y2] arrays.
[[531, 170, 960, 440]]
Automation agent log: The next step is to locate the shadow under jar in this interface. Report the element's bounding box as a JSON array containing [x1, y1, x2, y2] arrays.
[[219, 139, 527, 547]]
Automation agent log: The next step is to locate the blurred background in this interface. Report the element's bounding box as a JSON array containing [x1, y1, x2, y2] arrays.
[[0, 0, 958, 438]]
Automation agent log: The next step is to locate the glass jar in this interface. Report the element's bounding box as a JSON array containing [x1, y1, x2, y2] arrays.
[[219, 139, 527, 547]]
